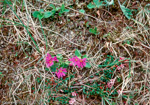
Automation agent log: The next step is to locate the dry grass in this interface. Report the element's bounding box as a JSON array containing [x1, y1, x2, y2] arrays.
[[0, 0, 150, 105]]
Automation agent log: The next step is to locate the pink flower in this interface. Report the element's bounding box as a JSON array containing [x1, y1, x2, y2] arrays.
[[69, 56, 87, 68], [116, 64, 124, 70], [76, 58, 87, 68], [107, 78, 116, 88], [117, 89, 124, 94], [45, 53, 58, 68], [117, 90, 121, 94], [53, 56, 59, 62], [69, 56, 79, 66], [69, 98, 76, 104], [56, 67, 67, 78], [119, 57, 125, 61], [71, 92, 77, 96]]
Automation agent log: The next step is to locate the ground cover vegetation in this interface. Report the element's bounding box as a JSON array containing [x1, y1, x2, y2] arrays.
[[0, 0, 150, 104]]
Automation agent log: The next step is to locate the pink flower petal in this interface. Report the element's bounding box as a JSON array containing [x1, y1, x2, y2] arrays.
[[119, 57, 125, 61], [53, 56, 59, 62], [62, 72, 65, 76], [57, 73, 60, 78], [69, 98, 76, 104], [62, 68, 67, 72], [71, 92, 77, 96], [120, 64, 124, 68], [107, 78, 116, 88]]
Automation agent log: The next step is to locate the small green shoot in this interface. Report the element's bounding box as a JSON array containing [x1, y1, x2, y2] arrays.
[[89, 27, 100, 35], [59, 4, 70, 16]]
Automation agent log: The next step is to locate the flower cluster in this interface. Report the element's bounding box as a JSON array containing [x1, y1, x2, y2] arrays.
[[119, 57, 125, 61], [71, 92, 77, 96], [116, 57, 126, 70], [46, 53, 58, 68], [116, 64, 125, 70], [69, 92, 77, 104], [69, 56, 87, 68], [69, 98, 76, 104], [117, 89, 124, 94], [46, 53, 67, 78], [107, 78, 116, 88]]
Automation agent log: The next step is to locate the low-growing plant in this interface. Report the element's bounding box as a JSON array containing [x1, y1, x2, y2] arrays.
[[118, 0, 134, 20], [89, 27, 100, 35], [42, 53, 128, 104], [45, 49, 91, 79], [87, 0, 114, 9], [32, 4, 70, 19]]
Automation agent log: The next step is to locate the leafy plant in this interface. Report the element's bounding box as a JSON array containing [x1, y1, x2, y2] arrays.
[[89, 27, 100, 35], [75, 49, 91, 68], [32, 9, 52, 20], [120, 5, 133, 19], [87, 0, 104, 9], [32, 4, 70, 19], [49, 4, 60, 17], [87, 0, 114, 9], [118, 0, 133, 20], [58, 4, 70, 16]]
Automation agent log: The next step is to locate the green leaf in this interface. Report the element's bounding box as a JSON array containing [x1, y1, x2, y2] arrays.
[[51, 9, 56, 14], [45, 68, 50, 71], [104, 0, 114, 5], [82, 54, 87, 58], [50, 64, 57, 72], [94, 27, 97, 32], [37, 13, 44, 20], [85, 62, 91, 68], [60, 63, 68, 68], [93, 0, 99, 5], [32, 11, 40, 18], [96, 1, 104, 7], [49, 4, 55, 9], [120, 5, 133, 19], [59, 11, 63, 16], [126, 40, 131, 45], [122, 95, 128, 99], [39, 9, 44, 12], [87, 3, 96, 9], [56, 54, 63, 60], [89, 27, 99, 35], [79, 9, 85, 13], [44, 11, 53, 18], [75, 49, 81, 57], [64, 9, 70, 13], [86, 22, 89, 27], [61, 4, 65, 11], [135, 103, 139, 105], [56, 7, 60, 11], [89, 28, 95, 34]]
